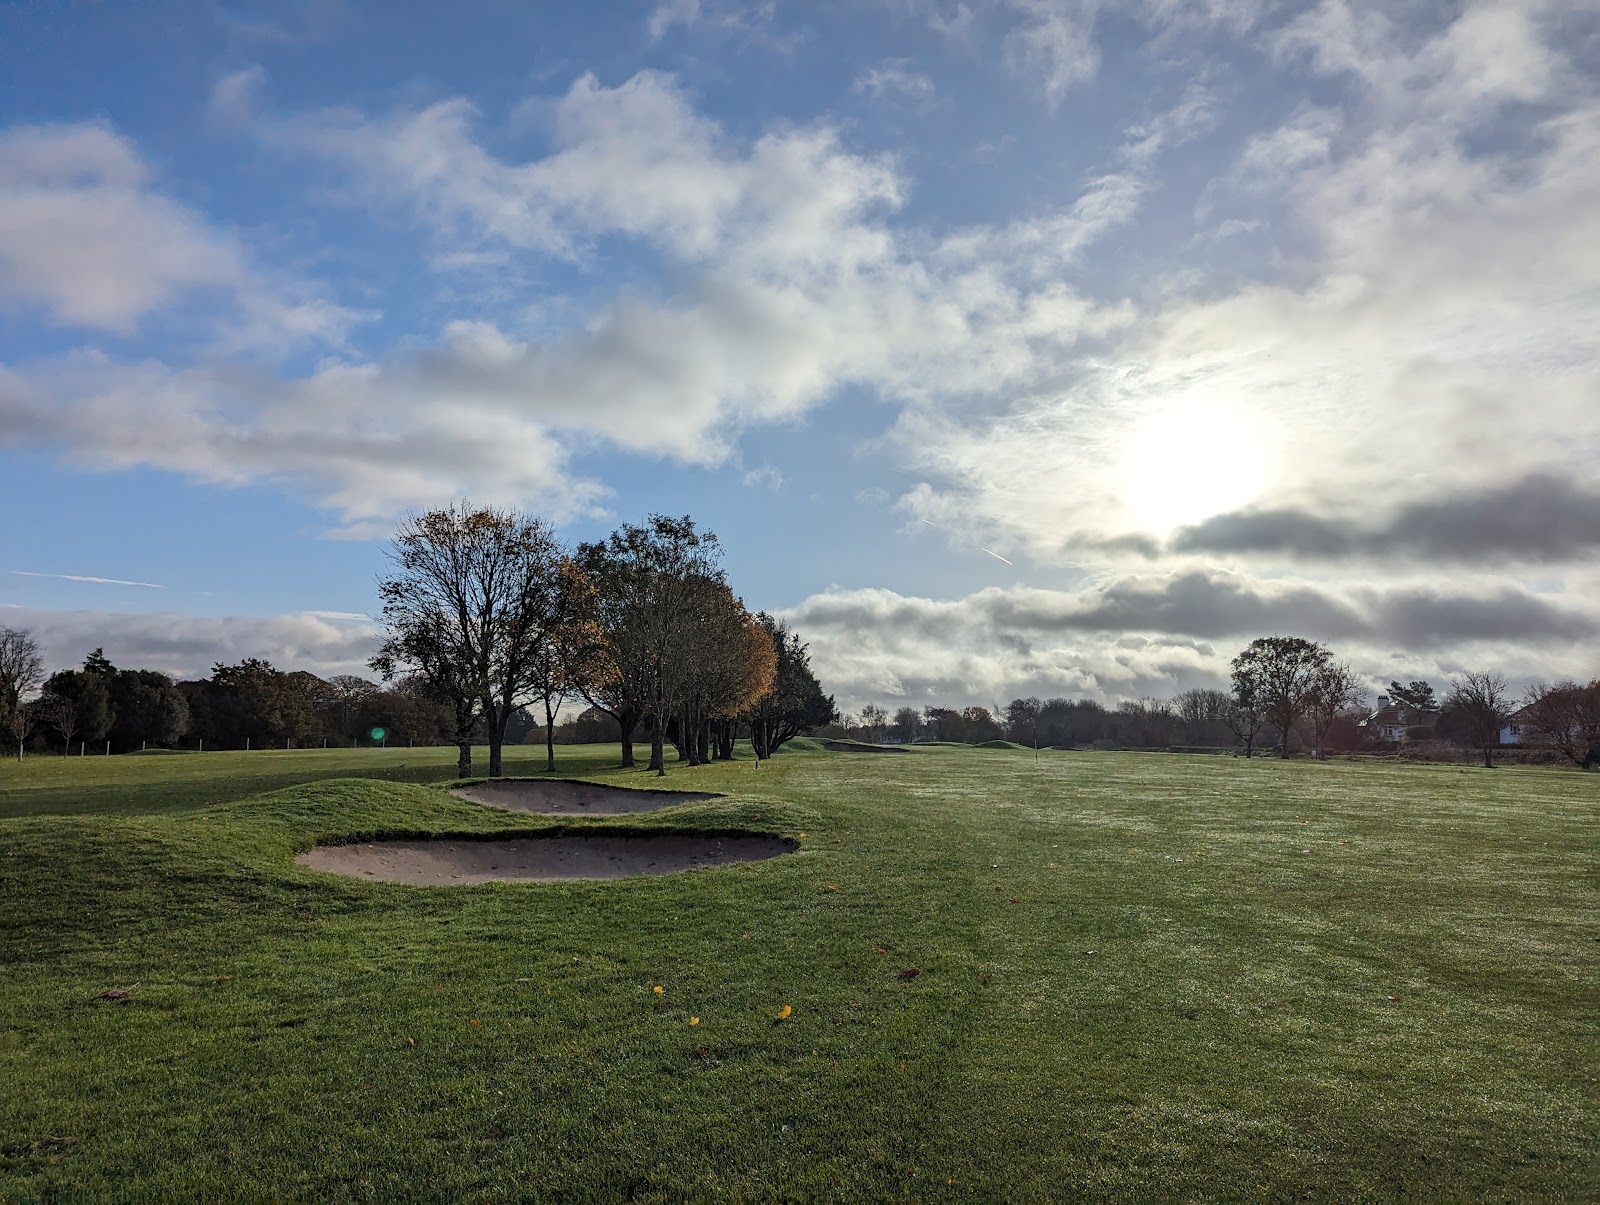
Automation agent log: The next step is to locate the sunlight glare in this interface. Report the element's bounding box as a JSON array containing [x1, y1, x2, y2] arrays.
[[1119, 401, 1274, 534]]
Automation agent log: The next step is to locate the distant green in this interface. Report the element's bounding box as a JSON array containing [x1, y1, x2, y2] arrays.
[[2, 744, 1595, 1199]]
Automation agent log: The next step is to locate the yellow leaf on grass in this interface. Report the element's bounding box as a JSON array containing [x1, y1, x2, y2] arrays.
[[689, 1017, 700, 1026], [653, 985, 664, 995], [777, 1004, 792, 1020]]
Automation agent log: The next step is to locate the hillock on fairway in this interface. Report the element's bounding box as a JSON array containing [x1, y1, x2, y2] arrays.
[[2, 744, 1596, 1198]]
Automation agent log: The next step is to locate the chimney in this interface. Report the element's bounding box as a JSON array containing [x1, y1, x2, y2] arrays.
[[1377, 694, 1389, 710]]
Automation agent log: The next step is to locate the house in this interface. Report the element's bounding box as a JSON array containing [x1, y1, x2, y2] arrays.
[[1357, 694, 1439, 742], [1499, 705, 1531, 746]]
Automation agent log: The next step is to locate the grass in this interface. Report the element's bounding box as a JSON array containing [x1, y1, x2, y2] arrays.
[[2, 743, 1596, 1198]]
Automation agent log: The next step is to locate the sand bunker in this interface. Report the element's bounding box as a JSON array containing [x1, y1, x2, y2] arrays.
[[449, 779, 719, 815], [297, 834, 795, 885]]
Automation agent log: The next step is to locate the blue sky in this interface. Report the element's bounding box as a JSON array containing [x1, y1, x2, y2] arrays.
[[3, 0, 1598, 710]]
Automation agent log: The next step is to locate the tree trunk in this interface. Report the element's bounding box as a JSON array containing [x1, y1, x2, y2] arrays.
[[544, 693, 557, 773], [1483, 744, 1494, 768], [456, 741, 473, 778], [618, 709, 636, 768], [649, 710, 666, 775]]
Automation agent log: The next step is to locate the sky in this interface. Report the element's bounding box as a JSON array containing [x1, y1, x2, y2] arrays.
[[2, 0, 1598, 714]]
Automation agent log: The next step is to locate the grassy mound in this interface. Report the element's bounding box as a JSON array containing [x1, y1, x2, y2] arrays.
[[975, 739, 1027, 750], [2, 747, 1595, 1198]]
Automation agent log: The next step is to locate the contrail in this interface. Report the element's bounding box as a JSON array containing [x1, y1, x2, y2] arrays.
[[981, 548, 1013, 566]]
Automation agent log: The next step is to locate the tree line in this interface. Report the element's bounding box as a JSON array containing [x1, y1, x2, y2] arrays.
[[835, 636, 1600, 769]]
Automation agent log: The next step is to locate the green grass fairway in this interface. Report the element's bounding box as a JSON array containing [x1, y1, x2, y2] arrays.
[[3, 746, 1596, 1198]]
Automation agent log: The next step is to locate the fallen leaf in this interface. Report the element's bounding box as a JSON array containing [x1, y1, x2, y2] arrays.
[[1387, 995, 1400, 1001], [689, 1016, 700, 1026], [1082, 950, 1096, 956], [653, 985, 665, 995], [407, 1037, 416, 1046], [777, 1004, 792, 1019], [874, 947, 887, 954], [898, 968, 921, 981], [469, 1019, 479, 1027], [824, 884, 839, 891], [97, 989, 130, 1001], [1009, 897, 1021, 904]]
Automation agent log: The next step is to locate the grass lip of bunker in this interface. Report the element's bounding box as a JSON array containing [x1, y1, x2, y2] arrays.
[[821, 739, 908, 754], [296, 831, 797, 885], [448, 777, 722, 815]]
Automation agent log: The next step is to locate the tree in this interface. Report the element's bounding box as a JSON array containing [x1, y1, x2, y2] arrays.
[[1443, 671, 1513, 768], [1387, 679, 1437, 721], [1175, 688, 1232, 746], [1304, 660, 1362, 760], [858, 704, 888, 744], [1225, 676, 1266, 758], [527, 558, 606, 773], [746, 614, 835, 759], [1232, 636, 1331, 758], [106, 668, 190, 751], [574, 516, 725, 776], [889, 705, 922, 744], [374, 504, 572, 778], [0, 627, 45, 760], [1520, 680, 1600, 768], [1005, 697, 1042, 748], [37, 669, 113, 754]]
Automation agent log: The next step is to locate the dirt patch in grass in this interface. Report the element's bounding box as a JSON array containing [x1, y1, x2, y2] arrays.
[[449, 778, 720, 814], [296, 833, 796, 884]]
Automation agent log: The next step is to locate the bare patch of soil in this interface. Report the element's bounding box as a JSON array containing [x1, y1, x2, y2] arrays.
[[296, 834, 796, 885], [449, 779, 720, 815]]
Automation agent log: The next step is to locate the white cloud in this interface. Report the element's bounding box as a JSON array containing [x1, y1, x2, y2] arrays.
[[0, 121, 361, 344], [785, 570, 1599, 712], [853, 59, 936, 103], [647, 0, 701, 40], [893, 0, 1600, 569], [3, 72, 1139, 527], [10, 570, 164, 589], [11, 606, 382, 681], [1002, 0, 1102, 108]]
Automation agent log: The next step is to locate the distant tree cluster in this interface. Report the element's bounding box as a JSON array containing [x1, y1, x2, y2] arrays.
[[837, 635, 1592, 769], [373, 506, 835, 778]]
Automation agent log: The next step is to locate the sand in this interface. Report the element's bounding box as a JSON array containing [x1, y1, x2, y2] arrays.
[[449, 779, 720, 815], [296, 833, 796, 885]]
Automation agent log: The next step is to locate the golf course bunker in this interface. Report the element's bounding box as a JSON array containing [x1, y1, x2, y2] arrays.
[[449, 779, 720, 815], [297, 833, 797, 885]]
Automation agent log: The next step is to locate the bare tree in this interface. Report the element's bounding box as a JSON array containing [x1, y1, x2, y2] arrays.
[[373, 504, 571, 778], [1232, 636, 1331, 758], [0, 627, 45, 759], [1174, 688, 1232, 746], [1520, 680, 1600, 768], [1444, 671, 1513, 768], [7, 698, 34, 761], [1304, 659, 1362, 760], [527, 559, 605, 773]]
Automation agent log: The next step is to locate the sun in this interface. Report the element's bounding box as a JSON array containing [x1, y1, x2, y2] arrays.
[[1119, 401, 1275, 534]]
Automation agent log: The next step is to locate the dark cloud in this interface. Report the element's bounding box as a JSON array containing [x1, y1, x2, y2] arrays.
[[1171, 474, 1600, 564], [790, 570, 1596, 651]]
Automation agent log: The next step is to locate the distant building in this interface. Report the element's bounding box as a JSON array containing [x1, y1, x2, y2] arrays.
[[1499, 705, 1531, 746], [1357, 693, 1439, 742]]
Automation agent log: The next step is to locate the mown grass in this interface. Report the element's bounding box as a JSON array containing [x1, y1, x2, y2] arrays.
[[2, 745, 1596, 1199]]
